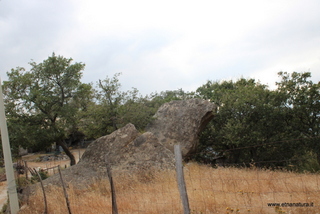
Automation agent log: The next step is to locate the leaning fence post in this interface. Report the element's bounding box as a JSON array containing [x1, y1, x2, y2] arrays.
[[174, 144, 190, 214], [35, 169, 48, 214], [58, 166, 72, 214], [105, 156, 118, 214]]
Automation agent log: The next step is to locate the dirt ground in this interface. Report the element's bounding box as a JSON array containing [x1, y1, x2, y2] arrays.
[[0, 148, 86, 210], [22, 148, 86, 170], [0, 182, 6, 210]]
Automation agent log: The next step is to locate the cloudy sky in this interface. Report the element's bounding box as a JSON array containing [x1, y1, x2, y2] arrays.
[[1, 0, 319, 95]]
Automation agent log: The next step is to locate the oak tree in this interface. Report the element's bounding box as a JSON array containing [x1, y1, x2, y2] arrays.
[[3, 53, 91, 165]]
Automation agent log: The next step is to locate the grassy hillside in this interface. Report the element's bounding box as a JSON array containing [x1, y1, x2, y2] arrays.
[[19, 163, 319, 214]]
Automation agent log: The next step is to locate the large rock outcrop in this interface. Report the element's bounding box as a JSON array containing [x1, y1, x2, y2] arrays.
[[146, 98, 215, 158], [37, 99, 216, 187], [81, 123, 176, 172]]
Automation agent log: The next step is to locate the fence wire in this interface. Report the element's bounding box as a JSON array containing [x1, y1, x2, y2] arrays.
[[16, 148, 320, 214]]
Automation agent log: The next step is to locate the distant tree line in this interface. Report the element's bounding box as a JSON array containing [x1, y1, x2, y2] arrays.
[[1, 53, 319, 172], [195, 72, 320, 172]]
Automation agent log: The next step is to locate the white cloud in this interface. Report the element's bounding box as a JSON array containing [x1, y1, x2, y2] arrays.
[[0, 0, 319, 95]]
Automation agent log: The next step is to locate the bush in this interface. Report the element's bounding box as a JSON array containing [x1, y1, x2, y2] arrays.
[[31, 170, 49, 183], [16, 176, 30, 191], [297, 151, 320, 173], [0, 202, 7, 214]]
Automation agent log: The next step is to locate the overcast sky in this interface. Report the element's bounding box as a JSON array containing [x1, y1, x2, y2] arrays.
[[1, 0, 319, 95]]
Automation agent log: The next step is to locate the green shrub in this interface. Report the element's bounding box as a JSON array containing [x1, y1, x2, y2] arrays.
[[31, 170, 49, 183], [16, 176, 30, 190], [297, 151, 320, 173]]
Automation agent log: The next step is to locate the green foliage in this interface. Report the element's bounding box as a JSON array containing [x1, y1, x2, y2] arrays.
[[0, 202, 7, 214], [79, 73, 192, 138], [119, 88, 194, 131], [31, 170, 49, 183], [295, 151, 320, 173], [196, 78, 286, 165], [79, 73, 130, 138], [194, 73, 320, 172], [118, 95, 156, 131], [16, 176, 30, 190], [3, 53, 92, 165], [276, 72, 320, 163]]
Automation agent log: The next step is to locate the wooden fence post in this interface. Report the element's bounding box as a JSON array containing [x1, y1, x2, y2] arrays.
[[58, 166, 72, 214], [35, 169, 48, 214], [174, 144, 190, 214], [78, 149, 81, 164], [105, 156, 118, 214], [24, 161, 28, 180]]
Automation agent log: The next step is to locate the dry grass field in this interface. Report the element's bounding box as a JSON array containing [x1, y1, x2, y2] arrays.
[[18, 163, 320, 214]]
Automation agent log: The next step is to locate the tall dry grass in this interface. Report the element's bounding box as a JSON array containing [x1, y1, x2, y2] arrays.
[[18, 163, 320, 214]]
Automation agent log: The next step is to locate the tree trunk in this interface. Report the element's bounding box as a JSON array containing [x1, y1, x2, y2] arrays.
[[57, 140, 76, 166], [317, 152, 320, 167]]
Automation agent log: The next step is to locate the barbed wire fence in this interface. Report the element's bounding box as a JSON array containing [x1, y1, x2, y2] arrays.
[[15, 141, 320, 214]]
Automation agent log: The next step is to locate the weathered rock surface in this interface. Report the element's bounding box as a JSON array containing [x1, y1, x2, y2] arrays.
[[37, 123, 175, 188], [31, 98, 215, 188], [81, 123, 176, 172], [146, 98, 215, 158]]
